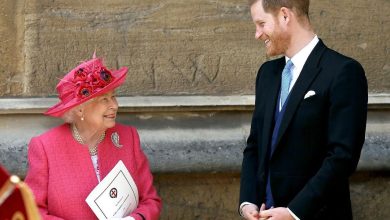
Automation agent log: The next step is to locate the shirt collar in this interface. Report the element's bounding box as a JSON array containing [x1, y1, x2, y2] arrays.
[[285, 35, 319, 71]]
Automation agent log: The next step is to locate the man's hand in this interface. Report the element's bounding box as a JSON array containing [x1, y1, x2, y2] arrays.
[[242, 203, 269, 220], [242, 203, 260, 220], [259, 207, 294, 220], [258, 203, 269, 220]]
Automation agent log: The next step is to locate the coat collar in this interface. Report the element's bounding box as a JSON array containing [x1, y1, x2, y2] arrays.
[[67, 124, 129, 184], [267, 40, 327, 158]]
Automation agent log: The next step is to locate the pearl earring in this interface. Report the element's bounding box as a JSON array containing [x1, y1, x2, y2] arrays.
[[81, 115, 84, 121]]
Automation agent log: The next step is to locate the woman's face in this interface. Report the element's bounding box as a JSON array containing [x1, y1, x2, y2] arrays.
[[82, 90, 118, 131]]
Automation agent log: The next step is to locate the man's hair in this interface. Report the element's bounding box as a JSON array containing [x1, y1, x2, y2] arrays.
[[249, 0, 310, 18]]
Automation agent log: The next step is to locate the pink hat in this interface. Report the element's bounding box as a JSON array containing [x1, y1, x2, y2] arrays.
[[45, 55, 128, 117]]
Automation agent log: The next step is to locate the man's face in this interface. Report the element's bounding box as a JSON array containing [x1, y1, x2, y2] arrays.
[[250, 0, 290, 56]]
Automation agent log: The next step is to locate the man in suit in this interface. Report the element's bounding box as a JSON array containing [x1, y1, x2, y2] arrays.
[[239, 0, 368, 219]]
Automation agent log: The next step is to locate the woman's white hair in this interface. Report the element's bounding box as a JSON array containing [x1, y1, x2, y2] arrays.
[[60, 98, 95, 123]]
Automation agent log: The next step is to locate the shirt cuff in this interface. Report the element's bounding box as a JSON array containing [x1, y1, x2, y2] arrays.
[[239, 202, 259, 217], [287, 208, 300, 220]]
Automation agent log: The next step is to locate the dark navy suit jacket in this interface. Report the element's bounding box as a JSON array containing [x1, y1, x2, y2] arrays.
[[239, 40, 367, 219]]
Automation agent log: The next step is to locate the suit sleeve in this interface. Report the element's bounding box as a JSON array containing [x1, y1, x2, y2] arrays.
[[239, 67, 263, 206], [128, 128, 162, 220], [24, 137, 65, 220], [288, 59, 368, 218]]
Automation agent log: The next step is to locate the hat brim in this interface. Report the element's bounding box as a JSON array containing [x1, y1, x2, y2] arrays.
[[44, 67, 128, 117]]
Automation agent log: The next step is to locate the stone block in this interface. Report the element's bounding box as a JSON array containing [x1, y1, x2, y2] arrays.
[[155, 173, 241, 219], [22, 0, 258, 96], [350, 172, 390, 219], [154, 172, 390, 220], [0, 0, 25, 96], [310, 0, 390, 93]]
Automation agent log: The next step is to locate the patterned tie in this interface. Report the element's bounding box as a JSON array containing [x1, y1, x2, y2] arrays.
[[280, 60, 294, 110]]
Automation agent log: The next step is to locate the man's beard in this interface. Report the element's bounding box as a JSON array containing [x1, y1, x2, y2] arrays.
[[266, 24, 290, 57]]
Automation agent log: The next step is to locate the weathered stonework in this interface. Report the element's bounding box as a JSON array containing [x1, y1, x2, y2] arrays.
[[310, 0, 390, 93], [0, 0, 25, 96], [22, 0, 258, 96], [0, 96, 389, 219], [0, 0, 389, 96], [154, 173, 241, 219], [350, 172, 390, 219], [154, 172, 390, 219]]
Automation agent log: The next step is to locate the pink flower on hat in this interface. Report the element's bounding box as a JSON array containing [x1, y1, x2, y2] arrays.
[[75, 82, 93, 99], [72, 65, 114, 99], [74, 68, 87, 82]]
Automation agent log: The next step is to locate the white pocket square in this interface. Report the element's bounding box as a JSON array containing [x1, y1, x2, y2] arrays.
[[304, 90, 316, 99]]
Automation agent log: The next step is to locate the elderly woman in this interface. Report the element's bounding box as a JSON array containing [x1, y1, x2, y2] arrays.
[[24, 55, 161, 220]]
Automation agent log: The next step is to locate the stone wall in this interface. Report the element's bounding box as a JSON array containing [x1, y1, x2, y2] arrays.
[[0, 0, 389, 97], [0, 96, 389, 219], [155, 172, 390, 219]]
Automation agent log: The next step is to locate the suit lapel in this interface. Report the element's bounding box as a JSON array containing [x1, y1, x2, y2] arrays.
[[273, 40, 327, 154], [260, 58, 285, 162]]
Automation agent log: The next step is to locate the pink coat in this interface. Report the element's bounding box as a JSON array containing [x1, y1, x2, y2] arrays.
[[25, 123, 161, 220]]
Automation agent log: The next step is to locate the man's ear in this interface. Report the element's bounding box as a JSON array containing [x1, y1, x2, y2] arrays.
[[279, 7, 291, 23]]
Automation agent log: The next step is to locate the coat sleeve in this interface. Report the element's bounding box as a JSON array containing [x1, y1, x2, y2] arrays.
[[288, 59, 368, 218], [24, 137, 65, 220], [239, 67, 263, 206], [128, 128, 162, 220]]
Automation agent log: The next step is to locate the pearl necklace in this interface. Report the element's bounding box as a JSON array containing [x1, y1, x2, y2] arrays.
[[71, 124, 106, 156]]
